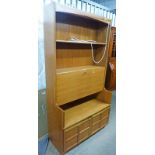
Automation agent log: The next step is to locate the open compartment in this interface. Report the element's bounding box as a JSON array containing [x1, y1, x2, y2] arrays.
[[56, 43, 107, 69], [59, 94, 110, 129], [56, 12, 108, 43]]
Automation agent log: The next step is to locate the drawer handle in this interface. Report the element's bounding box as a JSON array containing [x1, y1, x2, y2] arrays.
[[79, 127, 90, 133], [65, 134, 78, 142]]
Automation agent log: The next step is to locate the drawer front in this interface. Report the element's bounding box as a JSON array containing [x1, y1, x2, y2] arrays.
[[79, 119, 91, 132], [64, 112, 109, 152], [64, 126, 78, 141], [100, 108, 110, 119], [78, 128, 90, 143], [92, 113, 101, 124], [56, 67, 105, 105], [64, 136, 78, 152], [91, 121, 101, 134], [100, 117, 108, 128]]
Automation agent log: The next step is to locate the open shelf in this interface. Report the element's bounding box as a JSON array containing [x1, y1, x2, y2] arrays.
[[56, 65, 105, 74], [63, 99, 110, 129], [56, 40, 107, 45], [56, 11, 108, 43]]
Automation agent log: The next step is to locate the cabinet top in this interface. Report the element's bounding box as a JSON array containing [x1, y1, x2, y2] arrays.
[[55, 3, 111, 25]]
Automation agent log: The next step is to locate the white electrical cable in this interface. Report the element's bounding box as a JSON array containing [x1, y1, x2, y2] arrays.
[[91, 23, 110, 64]]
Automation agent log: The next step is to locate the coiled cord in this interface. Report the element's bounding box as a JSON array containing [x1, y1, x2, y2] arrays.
[[91, 23, 110, 64]]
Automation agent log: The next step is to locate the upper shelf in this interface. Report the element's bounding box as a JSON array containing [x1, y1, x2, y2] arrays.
[[56, 4, 110, 25], [56, 40, 107, 45]]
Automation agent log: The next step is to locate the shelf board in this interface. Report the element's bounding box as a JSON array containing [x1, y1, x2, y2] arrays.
[[56, 65, 105, 75], [56, 40, 107, 45], [64, 99, 110, 129]]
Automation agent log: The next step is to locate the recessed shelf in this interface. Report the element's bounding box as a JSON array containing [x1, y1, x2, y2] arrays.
[[56, 40, 107, 45], [63, 99, 110, 129]]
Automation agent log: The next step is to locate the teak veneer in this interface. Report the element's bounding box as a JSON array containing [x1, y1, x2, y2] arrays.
[[56, 66, 105, 105], [44, 1, 112, 154]]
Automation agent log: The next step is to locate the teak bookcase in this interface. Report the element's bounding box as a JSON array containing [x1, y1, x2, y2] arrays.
[[44, 2, 112, 154]]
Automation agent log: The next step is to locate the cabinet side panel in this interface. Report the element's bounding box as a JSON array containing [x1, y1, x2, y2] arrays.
[[44, 2, 64, 154], [96, 88, 112, 104], [95, 25, 112, 104]]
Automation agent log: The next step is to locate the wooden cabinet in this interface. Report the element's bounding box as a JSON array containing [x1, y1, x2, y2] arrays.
[[44, 2, 112, 154]]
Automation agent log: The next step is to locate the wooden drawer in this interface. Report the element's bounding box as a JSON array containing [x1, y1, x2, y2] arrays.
[[78, 128, 90, 143], [64, 126, 78, 141], [56, 66, 105, 105], [92, 112, 101, 124], [64, 136, 78, 152], [63, 110, 110, 151], [91, 121, 101, 134], [100, 117, 108, 128], [100, 108, 110, 119], [79, 119, 91, 132]]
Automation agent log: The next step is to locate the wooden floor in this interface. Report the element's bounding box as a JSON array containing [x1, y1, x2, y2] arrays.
[[64, 99, 110, 129]]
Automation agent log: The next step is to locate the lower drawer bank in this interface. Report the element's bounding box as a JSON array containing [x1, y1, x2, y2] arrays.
[[63, 108, 110, 152]]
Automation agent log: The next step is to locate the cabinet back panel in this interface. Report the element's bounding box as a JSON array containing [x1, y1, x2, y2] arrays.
[[56, 45, 93, 68], [56, 44, 106, 68], [56, 12, 107, 42]]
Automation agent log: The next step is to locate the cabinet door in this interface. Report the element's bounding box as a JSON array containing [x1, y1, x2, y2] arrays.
[[86, 68, 105, 95], [56, 67, 105, 105]]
